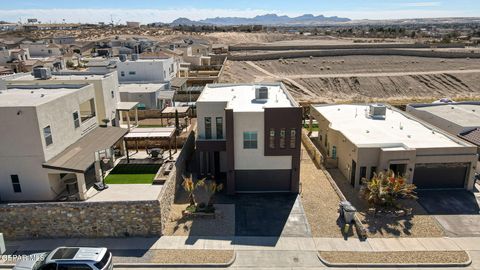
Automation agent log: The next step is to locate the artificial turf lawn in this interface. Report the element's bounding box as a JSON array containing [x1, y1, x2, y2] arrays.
[[104, 164, 160, 184]]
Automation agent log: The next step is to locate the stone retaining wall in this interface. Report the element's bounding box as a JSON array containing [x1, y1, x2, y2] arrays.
[[0, 200, 162, 240]]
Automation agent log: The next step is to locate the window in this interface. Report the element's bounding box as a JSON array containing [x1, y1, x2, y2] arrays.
[[11, 175, 21, 193], [40, 263, 57, 270], [43, 125, 53, 146], [48, 49, 52, 54], [128, 71, 136, 75], [57, 264, 92, 270], [332, 146, 337, 159], [290, 128, 296, 149], [269, 129, 275, 149], [279, 128, 286, 149], [94, 252, 111, 269], [243, 132, 257, 149], [204, 117, 212, 139], [73, 111, 80, 128], [216, 117, 223, 139], [120, 71, 125, 77], [360, 166, 367, 181], [111, 90, 115, 99]]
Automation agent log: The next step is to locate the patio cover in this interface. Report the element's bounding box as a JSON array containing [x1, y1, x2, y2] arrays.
[[117, 101, 139, 111], [43, 127, 128, 173], [161, 106, 190, 114], [124, 127, 175, 140]]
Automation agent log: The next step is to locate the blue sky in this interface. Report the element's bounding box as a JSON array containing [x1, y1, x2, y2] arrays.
[[1, 0, 478, 23]]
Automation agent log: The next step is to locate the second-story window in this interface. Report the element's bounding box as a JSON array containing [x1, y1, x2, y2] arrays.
[[128, 71, 136, 75], [73, 111, 80, 128], [120, 71, 125, 77], [269, 129, 275, 149], [290, 128, 296, 149], [243, 132, 258, 149], [205, 117, 212, 139], [43, 125, 53, 146], [216, 117, 223, 139], [279, 128, 286, 149], [11, 175, 21, 193], [111, 91, 115, 99]]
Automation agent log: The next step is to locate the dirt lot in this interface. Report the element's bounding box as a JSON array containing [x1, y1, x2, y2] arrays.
[[220, 56, 480, 103]]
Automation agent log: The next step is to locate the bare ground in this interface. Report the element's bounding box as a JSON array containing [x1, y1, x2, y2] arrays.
[[220, 56, 480, 103], [319, 251, 469, 265]]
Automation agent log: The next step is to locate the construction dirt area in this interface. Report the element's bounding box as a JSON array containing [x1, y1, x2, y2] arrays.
[[220, 55, 480, 104]]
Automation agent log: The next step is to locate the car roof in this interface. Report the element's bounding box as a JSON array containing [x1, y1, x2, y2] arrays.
[[46, 247, 107, 263]]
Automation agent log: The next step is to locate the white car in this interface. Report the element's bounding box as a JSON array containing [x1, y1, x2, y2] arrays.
[[13, 247, 113, 270]]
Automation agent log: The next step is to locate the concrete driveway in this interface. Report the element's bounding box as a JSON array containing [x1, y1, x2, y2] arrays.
[[418, 189, 480, 236], [229, 194, 311, 237]]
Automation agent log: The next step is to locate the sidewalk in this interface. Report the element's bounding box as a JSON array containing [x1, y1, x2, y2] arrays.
[[5, 236, 480, 253]]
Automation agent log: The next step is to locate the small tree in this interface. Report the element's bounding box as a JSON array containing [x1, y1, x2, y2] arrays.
[[361, 170, 417, 208]]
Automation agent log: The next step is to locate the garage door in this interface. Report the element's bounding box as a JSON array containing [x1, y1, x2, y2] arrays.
[[235, 170, 291, 192], [413, 163, 468, 189]]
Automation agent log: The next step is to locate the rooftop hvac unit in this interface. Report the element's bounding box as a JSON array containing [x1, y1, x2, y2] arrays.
[[131, 54, 139, 61], [255, 86, 269, 100], [32, 67, 52, 80], [119, 54, 127, 62], [369, 104, 387, 119]]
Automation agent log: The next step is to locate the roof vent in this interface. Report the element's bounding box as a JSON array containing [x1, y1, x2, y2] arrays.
[[32, 68, 52, 80], [131, 54, 139, 61], [369, 104, 387, 120], [255, 86, 268, 100], [119, 54, 127, 62]]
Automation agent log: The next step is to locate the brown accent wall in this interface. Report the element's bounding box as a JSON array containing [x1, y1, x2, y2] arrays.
[[225, 109, 235, 195], [196, 140, 226, 152], [264, 107, 302, 193]]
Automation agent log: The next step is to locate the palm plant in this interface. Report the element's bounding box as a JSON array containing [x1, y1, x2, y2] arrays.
[[361, 170, 417, 208], [181, 176, 205, 206], [203, 181, 224, 207]]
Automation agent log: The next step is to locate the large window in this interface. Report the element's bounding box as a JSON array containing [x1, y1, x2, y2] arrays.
[[243, 132, 258, 149], [73, 111, 80, 128], [290, 128, 296, 149], [11, 175, 21, 193], [43, 125, 53, 146], [216, 117, 223, 139], [269, 129, 275, 149], [279, 128, 286, 149], [79, 98, 96, 122], [204, 117, 212, 139]]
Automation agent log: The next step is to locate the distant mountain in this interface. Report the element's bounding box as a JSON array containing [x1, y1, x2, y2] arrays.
[[169, 14, 351, 26]]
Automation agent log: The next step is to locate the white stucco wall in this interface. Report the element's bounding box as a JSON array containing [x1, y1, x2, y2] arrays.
[[234, 111, 291, 170], [117, 59, 176, 83]]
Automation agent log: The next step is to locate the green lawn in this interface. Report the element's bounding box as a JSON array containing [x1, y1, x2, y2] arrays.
[[104, 164, 160, 184]]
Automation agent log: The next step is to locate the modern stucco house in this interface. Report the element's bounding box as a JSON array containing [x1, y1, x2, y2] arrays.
[[310, 104, 478, 190], [406, 101, 480, 173], [0, 84, 127, 202], [195, 83, 302, 194], [3, 71, 121, 126], [119, 83, 173, 110]]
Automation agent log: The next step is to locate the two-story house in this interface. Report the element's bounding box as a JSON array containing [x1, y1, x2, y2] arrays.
[[195, 83, 302, 194]]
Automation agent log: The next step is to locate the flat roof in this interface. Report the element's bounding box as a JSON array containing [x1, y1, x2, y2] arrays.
[[43, 127, 128, 173], [161, 106, 190, 114], [0, 84, 89, 107], [312, 104, 465, 148], [409, 102, 480, 128], [197, 83, 296, 112], [119, 83, 168, 93]]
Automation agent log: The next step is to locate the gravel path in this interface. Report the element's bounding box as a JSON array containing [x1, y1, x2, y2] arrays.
[[114, 250, 234, 264], [299, 146, 344, 238], [319, 251, 469, 264]]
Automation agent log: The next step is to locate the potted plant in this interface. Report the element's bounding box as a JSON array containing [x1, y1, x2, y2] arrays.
[[100, 118, 110, 127]]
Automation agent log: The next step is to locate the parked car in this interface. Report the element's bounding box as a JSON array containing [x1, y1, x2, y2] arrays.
[[13, 247, 112, 270]]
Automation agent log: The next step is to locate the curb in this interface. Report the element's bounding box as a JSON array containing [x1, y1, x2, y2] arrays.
[[0, 251, 236, 269], [317, 251, 472, 268]]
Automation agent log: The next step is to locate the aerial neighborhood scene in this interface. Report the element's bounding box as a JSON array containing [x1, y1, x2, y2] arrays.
[[1, 0, 480, 269]]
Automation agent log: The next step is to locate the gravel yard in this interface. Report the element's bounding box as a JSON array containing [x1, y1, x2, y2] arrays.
[[163, 203, 235, 236], [327, 169, 445, 238], [299, 146, 344, 238], [319, 251, 469, 265], [114, 249, 234, 264]]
